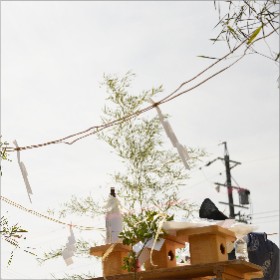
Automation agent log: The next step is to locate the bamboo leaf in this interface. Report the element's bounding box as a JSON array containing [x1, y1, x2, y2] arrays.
[[247, 25, 262, 45], [227, 25, 236, 35], [197, 55, 219, 60], [209, 38, 224, 42]]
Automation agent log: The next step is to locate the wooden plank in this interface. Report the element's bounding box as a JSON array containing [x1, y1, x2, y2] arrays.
[[91, 260, 263, 280], [90, 244, 131, 257], [164, 233, 187, 245], [176, 225, 236, 241]]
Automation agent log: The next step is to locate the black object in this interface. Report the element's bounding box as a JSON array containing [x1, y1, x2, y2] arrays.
[[199, 198, 229, 220], [247, 232, 279, 280], [110, 187, 116, 197], [238, 189, 250, 205]]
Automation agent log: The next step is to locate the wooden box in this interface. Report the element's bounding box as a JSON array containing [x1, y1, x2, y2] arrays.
[[145, 238, 185, 270], [90, 243, 131, 276], [176, 225, 236, 265]]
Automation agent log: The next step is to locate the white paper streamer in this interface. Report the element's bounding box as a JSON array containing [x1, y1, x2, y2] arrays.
[[62, 248, 74, 266], [133, 241, 145, 253], [152, 102, 179, 147], [145, 238, 165, 251], [133, 238, 165, 266], [175, 142, 190, 169], [138, 247, 150, 266], [162, 120, 179, 147], [150, 100, 190, 169], [13, 140, 33, 203], [62, 226, 76, 266]]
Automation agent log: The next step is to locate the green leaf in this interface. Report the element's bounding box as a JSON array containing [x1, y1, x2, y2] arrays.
[[209, 38, 223, 42], [227, 25, 236, 35], [197, 55, 219, 60], [247, 26, 262, 45]]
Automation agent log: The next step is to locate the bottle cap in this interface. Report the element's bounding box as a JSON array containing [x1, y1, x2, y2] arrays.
[[110, 187, 116, 197]]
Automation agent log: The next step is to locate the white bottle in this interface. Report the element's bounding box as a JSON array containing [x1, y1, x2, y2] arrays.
[[234, 235, 249, 261], [105, 187, 123, 244]]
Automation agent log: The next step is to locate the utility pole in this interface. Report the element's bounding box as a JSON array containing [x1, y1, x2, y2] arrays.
[[223, 142, 236, 218], [217, 142, 250, 222], [204, 141, 247, 220]]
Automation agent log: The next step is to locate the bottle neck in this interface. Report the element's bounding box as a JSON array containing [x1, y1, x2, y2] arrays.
[[110, 188, 116, 197]]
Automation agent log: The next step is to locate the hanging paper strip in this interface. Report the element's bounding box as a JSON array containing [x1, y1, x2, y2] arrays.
[[62, 226, 76, 266], [13, 140, 33, 203], [150, 100, 190, 169]]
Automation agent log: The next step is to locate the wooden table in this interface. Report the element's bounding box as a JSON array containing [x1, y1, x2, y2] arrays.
[[91, 260, 263, 280]]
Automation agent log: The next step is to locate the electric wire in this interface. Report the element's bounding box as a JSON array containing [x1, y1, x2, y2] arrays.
[[243, 156, 279, 163], [250, 209, 279, 215], [255, 219, 279, 225], [251, 214, 279, 220]]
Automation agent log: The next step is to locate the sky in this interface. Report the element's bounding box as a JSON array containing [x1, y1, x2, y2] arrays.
[[1, 1, 279, 279]]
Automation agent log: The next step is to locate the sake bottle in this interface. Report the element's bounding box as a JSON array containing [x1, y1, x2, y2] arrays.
[[105, 187, 123, 244], [234, 235, 249, 261]]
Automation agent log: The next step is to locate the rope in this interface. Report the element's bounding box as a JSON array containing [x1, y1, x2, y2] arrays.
[[1, 196, 105, 231]]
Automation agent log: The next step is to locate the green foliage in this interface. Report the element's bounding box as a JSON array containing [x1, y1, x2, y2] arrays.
[[0, 138, 10, 161], [120, 210, 173, 247], [37, 238, 97, 264], [247, 25, 263, 45], [0, 216, 27, 237], [51, 72, 204, 217], [98, 72, 204, 211], [97, 72, 205, 272], [213, 0, 279, 60], [0, 138, 12, 176], [0, 216, 28, 266], [37, 247, 63, 265], [119, 210, 173, 272], [47, 195, 105, 219], [51, 271, 95, 280], [40, 72, 204, 278], [122, 251, 138, 273], [1, 139, 28, 266]]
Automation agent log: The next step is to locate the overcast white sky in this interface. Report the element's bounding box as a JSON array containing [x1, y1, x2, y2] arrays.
[[1, 1, 279, 279]]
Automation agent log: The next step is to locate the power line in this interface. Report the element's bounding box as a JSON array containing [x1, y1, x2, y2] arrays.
[[243, 156, 279, 163], [230, 175, 241, 188], [255, 219, 279, 225], [186, 173, 224, 190], [250, 210, 279, 216], [251, 214, 279, 220]]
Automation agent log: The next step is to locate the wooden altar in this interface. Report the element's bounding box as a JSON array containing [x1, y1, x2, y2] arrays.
[[89, 225, 263, 279]]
